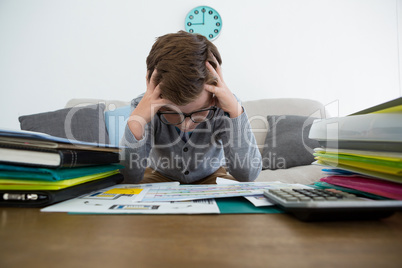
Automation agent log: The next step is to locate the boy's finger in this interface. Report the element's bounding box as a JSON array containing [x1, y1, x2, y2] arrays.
[[206, 61, 220, 81], [209, 53, 219, 65], [148, 69, 159, 89], [154, 85, 175, 106], [206, 61, 216, 72], [153, 84, 161, 95], [204, 84, 216, 94], [209, 54, 223, 77]]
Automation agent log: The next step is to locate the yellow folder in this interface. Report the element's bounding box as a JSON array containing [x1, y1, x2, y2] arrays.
[[0, 170, 120, 190]]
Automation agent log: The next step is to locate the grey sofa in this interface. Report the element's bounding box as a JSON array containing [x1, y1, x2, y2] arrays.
[[65, 97, 328, 185]]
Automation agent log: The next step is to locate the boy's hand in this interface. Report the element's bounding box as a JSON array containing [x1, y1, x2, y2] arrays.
[[128, 70, 172, 140], [205, 58, 243, 118]]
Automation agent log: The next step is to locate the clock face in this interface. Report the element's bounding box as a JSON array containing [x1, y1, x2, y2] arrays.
[[184, 6, 222, 41]]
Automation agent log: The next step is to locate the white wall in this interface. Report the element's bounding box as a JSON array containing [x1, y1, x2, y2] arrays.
[[0, 0, 401, 129]]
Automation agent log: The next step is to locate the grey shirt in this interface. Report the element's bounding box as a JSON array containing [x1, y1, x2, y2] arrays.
[[120, 94, 262, 183]]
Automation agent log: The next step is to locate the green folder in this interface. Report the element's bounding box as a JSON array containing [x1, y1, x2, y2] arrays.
[[0, 164, 123, 181], [216, 197, 283, 214]]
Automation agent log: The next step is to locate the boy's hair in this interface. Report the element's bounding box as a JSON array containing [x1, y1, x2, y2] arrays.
[[146, 31, 222, 106]]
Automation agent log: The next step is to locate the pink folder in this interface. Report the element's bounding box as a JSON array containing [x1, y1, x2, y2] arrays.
[[320, 176, 402, 200]]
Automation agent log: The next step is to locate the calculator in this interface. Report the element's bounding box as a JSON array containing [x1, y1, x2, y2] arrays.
[[263, 188, 402, 221]]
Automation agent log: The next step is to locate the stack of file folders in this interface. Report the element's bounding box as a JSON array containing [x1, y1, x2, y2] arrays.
[[308, 98, 402, 200], [0, 129, 124, 207]]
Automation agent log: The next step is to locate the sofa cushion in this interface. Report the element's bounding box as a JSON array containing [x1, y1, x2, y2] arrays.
[[242, 98, 328, 155], [262, 115, 320, 170], [256, 165, 324, 184], [19, 104, 109, 144]]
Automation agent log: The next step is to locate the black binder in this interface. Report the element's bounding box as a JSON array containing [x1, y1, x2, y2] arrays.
[[0, 145, 120, 168], [0, 173, 124, 208]]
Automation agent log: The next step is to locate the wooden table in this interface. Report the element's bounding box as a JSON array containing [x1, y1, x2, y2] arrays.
[[1, 208, 402, 268]]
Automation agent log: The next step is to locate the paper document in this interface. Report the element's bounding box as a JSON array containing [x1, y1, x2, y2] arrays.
[[41, 182, 313, 214], [140, 181, 313, 202], [216, 177, 240, 184], [41, 184, 219, 214], [244, 195, 274, 207]]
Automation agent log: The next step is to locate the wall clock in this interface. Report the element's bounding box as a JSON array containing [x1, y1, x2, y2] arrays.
[[184, 6, 222, 41]]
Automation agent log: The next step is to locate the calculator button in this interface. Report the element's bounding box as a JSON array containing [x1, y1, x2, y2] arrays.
[[282, 189, 294, 194], [269, 188, 359, 203], [270, 189, 281, 193], [325, 197, 339, 201], [293, 189, 304, 194], [285, 197, 299, 202], [313, 197, 326, 201]]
